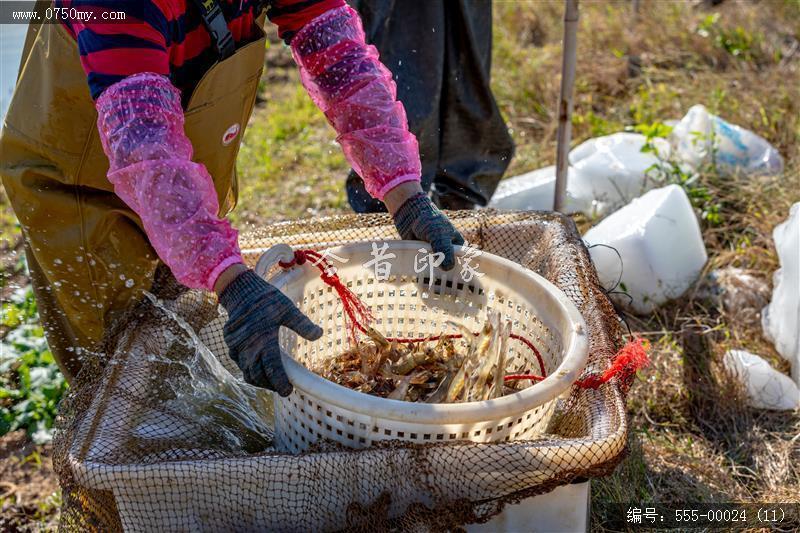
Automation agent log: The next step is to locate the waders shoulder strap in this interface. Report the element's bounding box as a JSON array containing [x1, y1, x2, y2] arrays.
[[189, 0, 235, 60]]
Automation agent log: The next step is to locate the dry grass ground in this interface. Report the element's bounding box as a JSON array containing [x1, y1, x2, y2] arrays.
[[488, 1, 799, 527], [1, 0, 798, 529]]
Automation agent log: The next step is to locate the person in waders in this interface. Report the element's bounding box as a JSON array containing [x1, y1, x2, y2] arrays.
[[0, 0, 464, 396], [345, 0, 515, 212]]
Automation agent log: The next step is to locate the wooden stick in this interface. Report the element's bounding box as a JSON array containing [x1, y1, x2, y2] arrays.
[[554, 0, 580, 213]]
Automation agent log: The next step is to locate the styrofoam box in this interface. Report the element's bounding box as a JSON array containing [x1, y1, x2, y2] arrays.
[[583, 184, 708, 314], [489, 165, 586, 213], [568, 132, 671, 218]]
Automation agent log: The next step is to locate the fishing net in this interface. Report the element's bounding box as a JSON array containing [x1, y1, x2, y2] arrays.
[[52, 210, 629, 531]]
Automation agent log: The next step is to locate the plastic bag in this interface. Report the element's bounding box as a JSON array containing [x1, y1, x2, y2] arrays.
[[702, 267, 770, 328], [723, 350, 799, 411], [671, 104, 783, 176], [761, 202, 799, 386]]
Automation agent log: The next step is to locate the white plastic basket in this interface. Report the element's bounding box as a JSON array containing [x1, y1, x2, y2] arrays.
[[257, 241, 588, 454]]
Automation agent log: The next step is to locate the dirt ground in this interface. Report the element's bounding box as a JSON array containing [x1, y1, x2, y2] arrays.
[[0, 432, 59, 531]]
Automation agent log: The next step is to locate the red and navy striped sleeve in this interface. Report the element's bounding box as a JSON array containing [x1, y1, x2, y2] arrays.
[[57, 0, 171, 100], [267, 0, 346, 44], [58, 0, 347, 100]]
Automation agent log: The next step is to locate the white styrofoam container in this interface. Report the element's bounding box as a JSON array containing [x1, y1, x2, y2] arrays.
[[467, 481, 590, 533], [489, 165, 586, 213], [568, 132, 671, 218], [584, 184, 708, 314]]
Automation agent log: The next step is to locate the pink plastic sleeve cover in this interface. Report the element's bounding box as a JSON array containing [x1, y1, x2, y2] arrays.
[[291, 5, 421, 199], [95, 73, 242, 291]]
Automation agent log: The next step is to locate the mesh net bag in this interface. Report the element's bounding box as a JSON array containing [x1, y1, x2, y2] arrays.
[[53, 210, 629, 531]]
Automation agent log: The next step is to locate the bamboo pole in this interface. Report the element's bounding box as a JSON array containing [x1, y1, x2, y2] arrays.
[[553, 0, 580, 213]]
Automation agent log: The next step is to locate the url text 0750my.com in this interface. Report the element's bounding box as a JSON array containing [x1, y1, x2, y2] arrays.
[[2, 3, 128, 24]]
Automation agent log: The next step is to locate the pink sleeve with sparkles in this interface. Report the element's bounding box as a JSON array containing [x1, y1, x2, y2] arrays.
[[290, 5, 421, 200], [95, 73, 242, 291]]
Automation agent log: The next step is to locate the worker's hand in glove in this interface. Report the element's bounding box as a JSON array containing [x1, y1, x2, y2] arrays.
[[386, 183, 465, 271], [217, 269, 323, 396]]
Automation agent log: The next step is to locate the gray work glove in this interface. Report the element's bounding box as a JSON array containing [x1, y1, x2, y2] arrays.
[[219, 270, 322, 396], [392, 192, 465, 270]]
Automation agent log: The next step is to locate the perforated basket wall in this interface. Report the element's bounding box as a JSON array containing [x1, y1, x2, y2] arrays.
[[53, 210, 629, 532], [268, 241, 589, 453]]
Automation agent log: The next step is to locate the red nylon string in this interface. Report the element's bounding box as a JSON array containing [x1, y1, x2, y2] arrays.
[[280, 249, 373, 343], [504, 337, 650, 389]]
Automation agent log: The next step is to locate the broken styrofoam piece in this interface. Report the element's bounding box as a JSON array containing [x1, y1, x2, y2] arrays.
[[488, 165, 586, 213], [762, 202, 800, 386], [723, 350, 799, 411], [567, 132, 671, 218], [671, 104, 783, 176], [583, 184, 708, 314]]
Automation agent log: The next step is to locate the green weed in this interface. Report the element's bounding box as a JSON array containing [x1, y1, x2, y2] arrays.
[[1, 286, 66, 444], [636, 121, 723, 226], [573, 110, 620, 138], [697, 13, 763, 63]]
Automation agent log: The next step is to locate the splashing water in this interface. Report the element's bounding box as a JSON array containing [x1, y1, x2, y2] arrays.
[[128, 292, 276, 455]]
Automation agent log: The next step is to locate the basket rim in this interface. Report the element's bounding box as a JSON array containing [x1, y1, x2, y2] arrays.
[[271, 240, 589, 425]]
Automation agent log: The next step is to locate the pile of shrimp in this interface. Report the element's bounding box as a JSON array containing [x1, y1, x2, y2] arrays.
[[312, 311, 529, 403]]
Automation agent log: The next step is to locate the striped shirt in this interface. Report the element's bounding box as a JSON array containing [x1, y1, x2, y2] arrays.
[[57, 0, 345, 100]]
